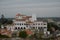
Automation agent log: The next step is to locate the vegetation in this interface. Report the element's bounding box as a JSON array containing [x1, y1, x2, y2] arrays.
[[0, 23, 1, 28], [6, 20, 13, 24], [0, 14, 13, 25], [0, 34, 9, 38], [19, 31, 28, 38], [47, 22, 59, 33]]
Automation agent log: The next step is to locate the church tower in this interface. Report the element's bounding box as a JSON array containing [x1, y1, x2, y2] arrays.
[[32, 14, 37, 21]]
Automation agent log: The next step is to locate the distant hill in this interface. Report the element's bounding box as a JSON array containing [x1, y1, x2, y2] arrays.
[[0, 17, 60, 22], [6, 18, 14, 20], [37, 17, 60, 22]]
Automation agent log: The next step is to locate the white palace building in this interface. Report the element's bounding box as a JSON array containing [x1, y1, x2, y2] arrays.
[[1, 13, 47, 33]]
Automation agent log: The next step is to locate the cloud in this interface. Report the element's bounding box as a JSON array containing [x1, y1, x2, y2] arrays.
[[0, 0, 60, 18]]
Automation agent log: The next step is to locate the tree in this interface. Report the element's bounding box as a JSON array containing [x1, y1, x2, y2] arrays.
[[47, 22, 59, 33], [0, 34, 9, 38], [6, 20, 13, 24], [0, 14, 8, 24], [19, 31, 28, 38], [0, 23, 1, 28]]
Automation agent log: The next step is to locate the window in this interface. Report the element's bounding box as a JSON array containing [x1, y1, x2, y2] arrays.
[[36, 23, 37, 25], [33, 27, 35, 29], [44, 24, 46, 25], [17, 23, 19, 25], [36, 27, 37, 29], [18, 27, 20, 29], [44, 27, 46, 28], [21, 27, 23, 29], [40, 27, 44, 31], [24, 23, 26, 25], [33, 24, 35, 25], [38, 27, 40, 29], [38, 23, 40, 25], [15, 27, 17, 29], [22, 23, 23, 25], [20, 24, 21, 25], [24, 27, 26, 29]]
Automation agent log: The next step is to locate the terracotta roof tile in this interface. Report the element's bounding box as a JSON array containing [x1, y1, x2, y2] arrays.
[[16, 13, 25, 16], [25, 29, 33, 35], [16, 13, 21, 16]]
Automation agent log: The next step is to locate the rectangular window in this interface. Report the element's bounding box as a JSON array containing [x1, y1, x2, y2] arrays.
[[36, 23, 37, 25], [22, 23, 23, 25], [38, 27, 40, 29], [36, 27, 37, 29], [33, 24, 35, 25], [44, 24, 46, 25], [38, 23, 40, 25], [24, 23, 26, 25], [44, 27, 47, 28], [20, 23, 21, 25]]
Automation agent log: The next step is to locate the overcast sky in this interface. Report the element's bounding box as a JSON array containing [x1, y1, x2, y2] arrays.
[[0, 0, 60, 18]]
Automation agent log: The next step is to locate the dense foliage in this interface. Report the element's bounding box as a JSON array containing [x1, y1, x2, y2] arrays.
[[47, 22, 59, 33], [19, 31, 28, 38], [0, 14, 13, 25], [0, 34, 9, 38]]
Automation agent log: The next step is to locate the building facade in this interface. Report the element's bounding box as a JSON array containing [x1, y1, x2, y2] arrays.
[[9, 13, 47, 32], [1, 13, 47, 33]]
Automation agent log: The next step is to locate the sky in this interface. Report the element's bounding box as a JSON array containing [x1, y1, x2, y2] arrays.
[[0, 0, 60, 18]]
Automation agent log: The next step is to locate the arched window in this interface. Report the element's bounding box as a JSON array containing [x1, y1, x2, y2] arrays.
[[18, 27, 20, 29], [38, 27, 40, 29], [24, 27, 26, 29], [15, 27, 17, 29], [21, 27, 23, 29]]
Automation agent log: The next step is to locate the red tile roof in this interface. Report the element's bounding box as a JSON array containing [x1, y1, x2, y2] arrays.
[[16, 13, 21, 16], [25, 29, 33, 35], [16, 13, 25, 16]]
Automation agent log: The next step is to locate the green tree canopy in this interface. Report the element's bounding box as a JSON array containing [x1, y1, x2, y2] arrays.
[[47, 22, 59, 33], [19, 31, 28, 38], [0, 34, 9, 38], [6, 20, 13, 24], [0, 23, 1, 28], [0, 14, 8, 24], [0, 14, 13, 25]]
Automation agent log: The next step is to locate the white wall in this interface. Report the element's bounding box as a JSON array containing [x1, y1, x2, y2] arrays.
[[30, 21, 47, 31], [13, 21, 27, 30]]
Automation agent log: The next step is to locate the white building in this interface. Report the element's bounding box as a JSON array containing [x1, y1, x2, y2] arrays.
[[1, 13, 47, 33], [30, 21, 47, 32], [13, 13, 47, 32]]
